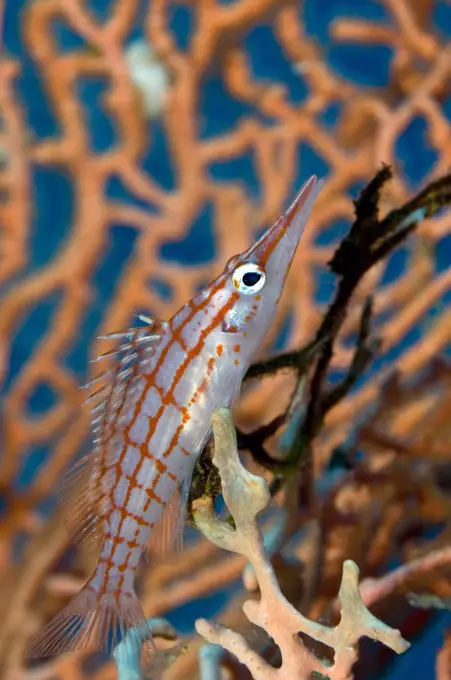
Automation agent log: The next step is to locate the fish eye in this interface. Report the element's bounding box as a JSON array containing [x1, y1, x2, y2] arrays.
[[232, 263, 266, 295]]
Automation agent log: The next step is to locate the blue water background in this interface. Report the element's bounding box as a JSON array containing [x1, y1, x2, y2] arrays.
[[2, 0, 451, 677]]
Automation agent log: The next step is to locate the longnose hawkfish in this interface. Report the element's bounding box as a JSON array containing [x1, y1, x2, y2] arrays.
[[28, 176, 322, 669]]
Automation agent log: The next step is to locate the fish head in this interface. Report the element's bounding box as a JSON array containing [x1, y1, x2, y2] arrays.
[[216, 175, 322, 362]]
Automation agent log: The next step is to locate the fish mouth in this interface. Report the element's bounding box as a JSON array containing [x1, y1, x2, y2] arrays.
[[250, 175, 323, 268]]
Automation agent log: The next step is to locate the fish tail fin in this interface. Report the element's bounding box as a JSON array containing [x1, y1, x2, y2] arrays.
[[27, 580, 155, 665]]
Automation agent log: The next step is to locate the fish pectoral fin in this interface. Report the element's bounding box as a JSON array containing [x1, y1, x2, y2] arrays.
[[57, 454, 103, 554], [27, 580, 155, 666], [143, 480, 189, 564]]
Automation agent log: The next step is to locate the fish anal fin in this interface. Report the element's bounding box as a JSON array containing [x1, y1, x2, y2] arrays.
[[57, 455, 103, 554], [27, 581, 155, 666], [143, 484, 187, 564]]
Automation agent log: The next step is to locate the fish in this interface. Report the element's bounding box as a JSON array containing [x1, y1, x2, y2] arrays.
[[27, 175, 322, 669]]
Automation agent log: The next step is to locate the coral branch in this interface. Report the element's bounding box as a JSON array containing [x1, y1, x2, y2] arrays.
[[358, 546, 451, 609], [199, 643, 225, 680], [194, 409, 410, 680], [436, 631, 451, 680], [113, 617, 184, 680]]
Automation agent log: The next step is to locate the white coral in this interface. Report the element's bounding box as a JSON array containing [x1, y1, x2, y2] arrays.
[[124, 40, 170, 119], [193, 409, 410, 680]]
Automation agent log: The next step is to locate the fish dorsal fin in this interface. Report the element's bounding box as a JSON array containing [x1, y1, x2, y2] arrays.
[[84, 319, 168, 452], [57, 453, 103, 553], [59, 318, 167, 552], [143, 479, 189, 564]]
